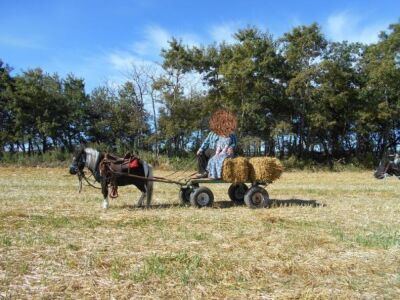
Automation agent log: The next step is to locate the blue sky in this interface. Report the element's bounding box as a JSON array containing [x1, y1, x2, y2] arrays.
[[1, 0, 399, 92]]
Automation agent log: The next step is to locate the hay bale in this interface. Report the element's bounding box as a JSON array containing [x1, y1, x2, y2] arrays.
[[249, 157, 283, 183], [222, 156, 283, 183], [222, 157, 250, 183]]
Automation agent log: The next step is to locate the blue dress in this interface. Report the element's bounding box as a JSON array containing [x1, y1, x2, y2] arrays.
[[207, 136, 233, 179]]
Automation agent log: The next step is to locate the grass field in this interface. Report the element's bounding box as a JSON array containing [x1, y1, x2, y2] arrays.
[[0, 167, 399, 299]]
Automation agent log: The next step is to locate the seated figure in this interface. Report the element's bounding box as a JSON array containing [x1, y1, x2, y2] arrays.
[[207, 142, 234, 179]]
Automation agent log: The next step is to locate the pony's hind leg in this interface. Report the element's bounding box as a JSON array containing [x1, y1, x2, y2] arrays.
[[137, 192, 146, 208], [145, 165, 153, 207]]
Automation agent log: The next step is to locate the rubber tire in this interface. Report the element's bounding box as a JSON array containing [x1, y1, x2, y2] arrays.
[[228, 183, 248, 204], [179, 187, 192, 205], [244, 186, 270, 209], [190, 186, 214, 208]]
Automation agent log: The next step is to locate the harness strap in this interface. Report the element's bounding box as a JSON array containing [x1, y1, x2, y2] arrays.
[[78, 170, 102, 190], [99, 159, 121, 198]]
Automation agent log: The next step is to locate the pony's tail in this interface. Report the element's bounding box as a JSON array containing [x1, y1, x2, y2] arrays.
[[146, 164, 154, 207]]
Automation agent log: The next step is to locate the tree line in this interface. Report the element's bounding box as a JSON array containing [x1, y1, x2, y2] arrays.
[[1, 22, 399, 165]]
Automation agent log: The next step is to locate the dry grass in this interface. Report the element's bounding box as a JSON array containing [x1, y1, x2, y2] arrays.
[[0, 167, 399, 299]]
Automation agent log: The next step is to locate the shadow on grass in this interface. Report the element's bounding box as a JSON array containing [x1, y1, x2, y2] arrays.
[[214, 198, 325, 209], [118, 198, 325, 210], [270, 198, 326, 208], [119, 203, 182, 210]]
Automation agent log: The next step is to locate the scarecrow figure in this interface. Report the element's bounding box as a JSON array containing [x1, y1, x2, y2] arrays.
[[194, 110, 237, 179]]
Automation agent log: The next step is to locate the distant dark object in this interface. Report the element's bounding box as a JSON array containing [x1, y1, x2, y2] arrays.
[[374, 154, 400, 179]]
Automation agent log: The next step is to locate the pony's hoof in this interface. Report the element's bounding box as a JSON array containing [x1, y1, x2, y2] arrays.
[[103, 203, 109, 209]]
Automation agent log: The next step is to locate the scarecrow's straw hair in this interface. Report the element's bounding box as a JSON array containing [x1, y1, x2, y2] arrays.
[[249, 157, 283, 183], [209, 110, 237, 136], [222, 157, 250, 183]]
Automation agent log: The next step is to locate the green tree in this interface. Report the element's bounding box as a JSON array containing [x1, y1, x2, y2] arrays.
[[312, 42, 363, 158], [163, 28, 288, 154], [359, 22, 400, 156], [114, 81, 149, 151], [219, 28, 287, 153], [86, 86, 115, 145], [0, 60, 16, 154], [155, 39, 208, 155], [281, 23, 328, 158], [62, 74, 88, 149], [13, 68, 57, 153]]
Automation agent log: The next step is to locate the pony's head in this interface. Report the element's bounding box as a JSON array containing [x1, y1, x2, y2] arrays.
[[69, 148, 86, 175]]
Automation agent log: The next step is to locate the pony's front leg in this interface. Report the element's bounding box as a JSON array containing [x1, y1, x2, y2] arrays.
[[102, 180, 109, 209]]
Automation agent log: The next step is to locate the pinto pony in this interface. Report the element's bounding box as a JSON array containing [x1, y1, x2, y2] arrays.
[[69, 147, 153, 209]]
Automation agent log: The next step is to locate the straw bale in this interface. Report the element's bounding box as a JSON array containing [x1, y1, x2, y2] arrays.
[[222, 157, 250, 183], [248, 157, 283, 183]]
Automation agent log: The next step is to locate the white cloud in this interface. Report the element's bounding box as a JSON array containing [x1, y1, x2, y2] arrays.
[[132, 25, 203, 58], [106, 51, 163, 88], [107, 50, 206, 98], [209, 22, 240, 44], [289, 16, 302, 28], [147, 25, 171, 48], [109, 51, 141, 71], [132, 25, 171, 57], [93, 24, 201, 90], [0, 34, 45, 49], [74, 23, 240, 91], [179, 33, 202, 47], [326, 11, 389, 44], [327, 12, 353, 38]]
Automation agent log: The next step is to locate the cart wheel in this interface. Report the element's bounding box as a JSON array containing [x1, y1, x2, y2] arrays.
[[228, 183, 248, 204], [244, 186, 270, 209], [190, 186, 214, 208], [179, 187, 192, 205], [179, 184, 199, 205]]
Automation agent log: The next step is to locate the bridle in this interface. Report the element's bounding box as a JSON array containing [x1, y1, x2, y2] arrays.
[[69, 149, 85, 175], [70, 150, 101, 191]]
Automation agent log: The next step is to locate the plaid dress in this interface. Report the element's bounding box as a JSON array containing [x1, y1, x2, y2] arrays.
[[199, 132, 237, 152], [206, 136, 233, 179]]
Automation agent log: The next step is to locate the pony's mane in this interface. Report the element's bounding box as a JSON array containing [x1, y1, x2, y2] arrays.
[[84, 147, 100, 171]]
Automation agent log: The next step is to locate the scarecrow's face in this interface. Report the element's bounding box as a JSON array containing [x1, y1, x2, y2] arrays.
[[210, 110, 237, 136]]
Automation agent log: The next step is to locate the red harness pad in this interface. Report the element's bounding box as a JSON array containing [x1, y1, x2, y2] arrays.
[[129, 158, 140, 169]]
